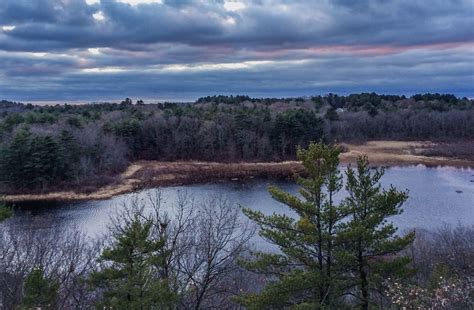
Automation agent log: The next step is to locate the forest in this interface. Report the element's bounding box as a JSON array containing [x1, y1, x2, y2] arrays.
[[0, 143, 472, 309], [0, 93, 473, 193]]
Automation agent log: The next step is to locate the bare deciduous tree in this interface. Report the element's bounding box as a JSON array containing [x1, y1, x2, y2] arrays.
[[97, 190, 256, 309], [0, 219, 99, 309]]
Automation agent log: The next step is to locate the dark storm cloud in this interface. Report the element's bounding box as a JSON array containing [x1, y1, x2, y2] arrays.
[[0, 0, 473, 101], [0, 0, 59, 24], [2, 0, 472, 51], [0, 52, 80, 76], [0, 0, 97, 25]]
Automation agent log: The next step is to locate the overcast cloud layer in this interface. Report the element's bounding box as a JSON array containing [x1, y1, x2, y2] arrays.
[[0, 0, 473, 102]]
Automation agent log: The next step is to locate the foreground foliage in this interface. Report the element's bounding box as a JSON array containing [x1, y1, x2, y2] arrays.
[[239, 143, 415, 308], [20, 268, 59, 309], [0, 192, 472, 308], [89, 212, 177, 309], [341, 156, 415, 309]]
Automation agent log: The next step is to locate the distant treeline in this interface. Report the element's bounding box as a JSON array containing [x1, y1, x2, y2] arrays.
[[0, 92, 473, 192]]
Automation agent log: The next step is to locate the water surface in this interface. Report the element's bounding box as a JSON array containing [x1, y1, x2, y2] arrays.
[[4, 166, 474, 241]]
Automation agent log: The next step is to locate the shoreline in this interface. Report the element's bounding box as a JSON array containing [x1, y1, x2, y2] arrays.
[[3, 141, 473, 203]]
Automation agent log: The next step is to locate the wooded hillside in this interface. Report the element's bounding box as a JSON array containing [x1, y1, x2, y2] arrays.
[[0, 93, 472, 192]]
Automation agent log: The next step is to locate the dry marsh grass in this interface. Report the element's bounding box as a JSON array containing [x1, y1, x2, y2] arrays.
[[4, 140, 473, 203]]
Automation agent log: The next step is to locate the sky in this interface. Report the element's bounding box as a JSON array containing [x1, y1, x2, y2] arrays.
[[0, 0, 473, 103]]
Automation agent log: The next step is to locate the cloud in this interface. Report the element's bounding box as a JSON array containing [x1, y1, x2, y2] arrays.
[[0, 0, 473, 101]]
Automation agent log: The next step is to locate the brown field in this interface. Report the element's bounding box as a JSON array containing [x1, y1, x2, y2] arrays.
[[4, 140, 473, 203], [339, 141, 474, 167]]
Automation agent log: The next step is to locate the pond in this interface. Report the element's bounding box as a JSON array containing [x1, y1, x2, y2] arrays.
[[3, 166, 474, 246]]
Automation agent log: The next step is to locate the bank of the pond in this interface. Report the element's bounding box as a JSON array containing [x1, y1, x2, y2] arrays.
[[3, 141, 474, 203]]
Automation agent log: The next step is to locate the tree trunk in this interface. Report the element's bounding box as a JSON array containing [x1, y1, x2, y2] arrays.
[[359, 240, 369, 310]]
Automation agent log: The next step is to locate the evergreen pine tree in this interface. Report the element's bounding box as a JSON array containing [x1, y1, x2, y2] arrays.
[[57, 130, 81, 181], [90, 213, 177, 309], [239, 142, 347, 308], [28, 135, 61, 188], [341, 156, 415, 309], [0, 129, 32, 186], [239, 146, 416, 309], [20, 267, 59, 309], [0, 130, 61, 189]]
